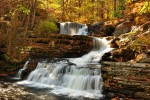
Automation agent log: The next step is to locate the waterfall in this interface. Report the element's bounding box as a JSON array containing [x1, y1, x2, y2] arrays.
[[76, 25, 88, 35], [12, 61, 29, 80], [60, 22, 88, 35], [70, 37, 113, 66], [17, 37, 113, 99]]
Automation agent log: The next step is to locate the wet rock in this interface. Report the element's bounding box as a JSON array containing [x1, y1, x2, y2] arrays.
[[104, 25, 115, 36], [88, 22, 104, 34], [107, 93, 116, 98], [101, 52, 112, 61]]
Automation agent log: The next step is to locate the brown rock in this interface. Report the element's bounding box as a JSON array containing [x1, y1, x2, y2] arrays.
[[113, 20, 133, 37], [110, 38, 120, 48], [136, 53, 150, 63], [134, 92, 150, 100], [17, 34, 93, 58], [110, 48, 136, 62]]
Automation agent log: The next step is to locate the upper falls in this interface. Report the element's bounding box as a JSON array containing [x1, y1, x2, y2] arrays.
[[60, 22, 88, 35]]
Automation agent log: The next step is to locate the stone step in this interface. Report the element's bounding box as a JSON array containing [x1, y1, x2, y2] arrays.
[[102, 61, 150, 68]]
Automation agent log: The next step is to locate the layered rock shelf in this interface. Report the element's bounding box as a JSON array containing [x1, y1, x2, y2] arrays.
[[102, 61, 150, 99], [16, 34, 93, 59]]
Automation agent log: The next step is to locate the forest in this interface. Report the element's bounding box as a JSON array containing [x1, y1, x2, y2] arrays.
[[0, 0, 149, 59], [0, 0, 150, 100]]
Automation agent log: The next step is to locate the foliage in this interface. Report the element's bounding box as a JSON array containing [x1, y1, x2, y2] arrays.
[[129, 33, 150, 53], [139, 1, 150, 15], [37, 0, 60, 21], [0, 0, 149, 63], [38, 21, 58, 33], [115, 12, 121, 18], [17, 4, 30, 15]]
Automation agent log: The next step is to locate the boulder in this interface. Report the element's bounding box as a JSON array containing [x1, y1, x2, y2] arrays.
[[113, 20, 133, 37], [104, 25, 115, 36], [88, 22, 115, 36], [87, 22, 104, 34]]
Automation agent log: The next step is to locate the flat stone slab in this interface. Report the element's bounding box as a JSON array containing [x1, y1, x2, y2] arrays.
[[102, 61, 150, 68]]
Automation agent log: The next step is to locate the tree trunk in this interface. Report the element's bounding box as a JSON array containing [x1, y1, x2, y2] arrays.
[[24, 1, 32, 34], [31, 0, 37, 30], [101, 1, 104, 19], [7, 11, 18, 55], [114, 0, 117, 17], [78, 0, 81, 18], [61, 0, 65, 21]]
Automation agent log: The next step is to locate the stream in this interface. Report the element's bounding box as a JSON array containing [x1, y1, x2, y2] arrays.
[[0, 70, 104, 100], [1, 22, 112, 100]]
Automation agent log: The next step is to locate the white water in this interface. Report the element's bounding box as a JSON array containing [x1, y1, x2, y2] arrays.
[[12, 61, 29, 80], [76, 25, 88, 35], [17, 38, 113, 99], [60, 22, 88, 35], [70, 38, 113, 67]]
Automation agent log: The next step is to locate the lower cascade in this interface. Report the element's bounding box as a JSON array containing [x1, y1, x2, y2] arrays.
[[12, 61, 29, 80], [17, 37, 113, 99]]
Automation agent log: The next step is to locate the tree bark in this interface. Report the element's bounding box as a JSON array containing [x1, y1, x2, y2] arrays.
[[31, 0, 37, 30], [61, 0, 65, 21], [114, 0, 117, 17]]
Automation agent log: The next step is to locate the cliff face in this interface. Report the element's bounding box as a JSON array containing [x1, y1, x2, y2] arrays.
[[102, 62, 150, 99]]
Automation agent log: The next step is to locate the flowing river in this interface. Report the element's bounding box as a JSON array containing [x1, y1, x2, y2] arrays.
[[12, 22, 113, 100]]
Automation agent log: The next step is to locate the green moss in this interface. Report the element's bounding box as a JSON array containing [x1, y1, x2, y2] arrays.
[[38, 20, 58, 34]]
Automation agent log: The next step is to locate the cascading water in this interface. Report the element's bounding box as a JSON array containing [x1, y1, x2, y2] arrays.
[[76, 25, 88, 35], [60, 22, 88, 35], [70, 37, 113, 67], [17, 38, 113, 99], [12, 61, 29, 80]]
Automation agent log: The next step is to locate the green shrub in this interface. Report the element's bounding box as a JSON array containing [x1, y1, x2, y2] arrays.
[[38, 21, 58, 33], [139, 1, 150, 15]]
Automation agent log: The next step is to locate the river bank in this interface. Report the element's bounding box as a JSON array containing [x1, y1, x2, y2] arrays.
[[0, 76, 138, 100], [1, 57, 150, 100]]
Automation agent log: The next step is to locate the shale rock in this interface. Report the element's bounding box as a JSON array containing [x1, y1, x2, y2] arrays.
[[102, 61, 150, 99], [15, 34, 93, 59]]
